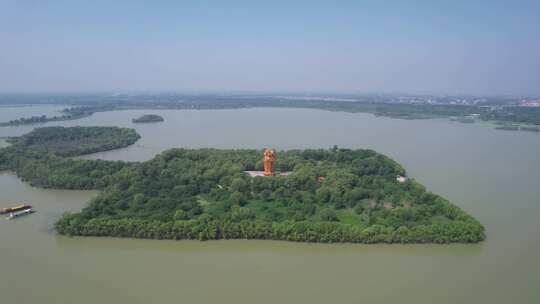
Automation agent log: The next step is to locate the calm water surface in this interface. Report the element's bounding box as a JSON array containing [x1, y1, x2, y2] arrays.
[[0, 106, 539, 304]]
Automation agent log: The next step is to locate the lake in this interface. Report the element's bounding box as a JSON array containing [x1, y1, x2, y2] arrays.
[[0, 106, 539, 304]]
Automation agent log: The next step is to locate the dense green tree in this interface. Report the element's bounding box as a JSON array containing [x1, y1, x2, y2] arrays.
[[320, 208, 339, 222]]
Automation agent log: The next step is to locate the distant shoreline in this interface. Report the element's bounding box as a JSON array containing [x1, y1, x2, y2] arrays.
[[1, 100, 539, 130]]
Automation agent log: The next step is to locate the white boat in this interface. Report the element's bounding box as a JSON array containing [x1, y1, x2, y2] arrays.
[[6, 208, 35, 220]]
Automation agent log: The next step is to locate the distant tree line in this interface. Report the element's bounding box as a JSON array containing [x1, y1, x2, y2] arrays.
[[2, 98, 539, 127], [480, 107, 540, 125]]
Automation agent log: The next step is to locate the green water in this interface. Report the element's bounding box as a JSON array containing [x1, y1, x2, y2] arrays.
[[0, 107, 539, 303]]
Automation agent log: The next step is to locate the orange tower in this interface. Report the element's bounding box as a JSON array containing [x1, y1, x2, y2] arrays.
[[263, 148, 275, 176]]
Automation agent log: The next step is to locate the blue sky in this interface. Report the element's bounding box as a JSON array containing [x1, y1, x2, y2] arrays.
[[1, 0, 539, 94]]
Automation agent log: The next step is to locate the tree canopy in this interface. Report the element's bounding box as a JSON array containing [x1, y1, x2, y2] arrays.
[[54, 147, 484, 244]]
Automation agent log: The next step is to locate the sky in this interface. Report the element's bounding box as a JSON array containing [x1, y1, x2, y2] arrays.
[[1, 0, 539, 95]]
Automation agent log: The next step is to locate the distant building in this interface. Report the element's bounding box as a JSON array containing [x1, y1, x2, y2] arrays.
[[396, 175, 407, 183], [245, 149, 291, 177], [520, 100, 540, 107]]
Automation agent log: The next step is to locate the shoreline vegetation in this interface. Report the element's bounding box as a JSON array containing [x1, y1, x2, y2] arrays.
[[0, 99, 539, 129], [0, 127, 485, 244]]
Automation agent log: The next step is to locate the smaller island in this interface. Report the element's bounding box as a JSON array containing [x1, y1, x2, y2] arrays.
[[132, 114, 164, 123]]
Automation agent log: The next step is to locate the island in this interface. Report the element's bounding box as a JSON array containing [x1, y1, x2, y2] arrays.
[[0, 127, 485, 244], [132, 114, 164, 123]]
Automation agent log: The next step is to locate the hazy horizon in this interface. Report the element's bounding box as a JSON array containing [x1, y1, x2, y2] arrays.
[[1, 0, 539, 95]]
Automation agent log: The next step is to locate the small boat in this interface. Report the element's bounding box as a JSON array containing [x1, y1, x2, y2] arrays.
[[1, 203, 32, 215], [6, 208, 35, 220]]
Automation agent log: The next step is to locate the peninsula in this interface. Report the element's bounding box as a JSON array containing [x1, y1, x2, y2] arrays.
[[0, 126, 139, 189]]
